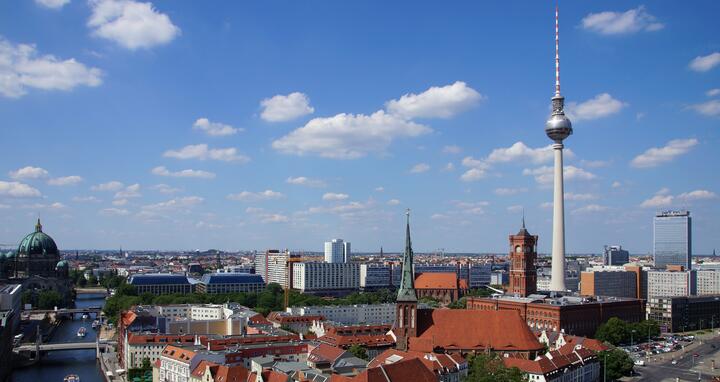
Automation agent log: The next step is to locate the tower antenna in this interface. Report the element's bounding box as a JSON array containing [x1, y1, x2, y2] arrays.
[[555, 4, 561, 96]]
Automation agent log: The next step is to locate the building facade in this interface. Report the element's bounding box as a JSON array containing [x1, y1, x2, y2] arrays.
[[697, 270, 720, 296], [253, 249, 297, 287], [647, 295, 720, 333], [654, 210, 692, 270], [291, 262, 359, 293], [603, 245, 629, 266], [359, 264, 392, 289], [287, 303, 395, 325], [324, 239, 350, 263], [646, 269, 696, 299], [580, 266, 637, 299], [196, 273, 265, 294], [508, 222, 538, 297], [127, 274, 194, 295]]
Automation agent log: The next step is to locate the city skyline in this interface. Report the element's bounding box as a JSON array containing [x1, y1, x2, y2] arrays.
[[1, 1, 719, 253]]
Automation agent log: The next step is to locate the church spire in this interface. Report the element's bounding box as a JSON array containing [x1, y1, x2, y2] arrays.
[[397, 209, 417, 302], [35, 218, 42, 233]]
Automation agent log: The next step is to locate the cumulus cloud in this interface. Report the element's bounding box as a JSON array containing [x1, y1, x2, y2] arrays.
[[151, 166, 215, 179], [150, 183, 181, 194], [91, 180, 124, 191], [486, 142, 562, 164], [442, 145, 462, 154], [410, 163, 430, 174], [581, 6, 664, 35], [87, 0, 180, 50], [272, 110, 431, 159], [72, 196, 101, 203], [385, 81, 484, 119], [459, 156, 490, 182], [507, 205, 524, 213], [260, 92, 314, 122], [523, 165, 597, 185], [114, 183, 141, 198], [163, 144, 249, 163], [9, 166, 48, 180], [260, 214, 289, 223], [100, 207, 130, 216], [322, 193, 349, 201], [35, 0, 71, 9], [641, 188, 716, 208], [566, 93, 627, 121], [572, 204, 609, 214], [565, 193, 598, 201], [112, 198, 128, 206], [192, 118, 241, 137], [0, 181, 42, 198], [227, 190, 284, 202], [142, 196, 203, 212], [631, 138, 698, 168], [387, 199, 400, 206], [689, 52, 720, 73], [0, 36, 102, 98], [677, 190, 717, 201], [494, 187, 528, 196], [286, 176, 325, 188], [640, 194, 674, 208], [707, 89, 720, 97], [688, 99, 720, 117], [442, 162, 455, 172], [48, 175, 83, 186]]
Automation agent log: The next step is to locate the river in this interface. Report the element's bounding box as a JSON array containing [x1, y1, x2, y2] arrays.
[[10, 294, 107, 382]]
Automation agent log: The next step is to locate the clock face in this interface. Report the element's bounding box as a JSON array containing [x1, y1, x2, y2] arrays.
[[516, 246, 522, 253]]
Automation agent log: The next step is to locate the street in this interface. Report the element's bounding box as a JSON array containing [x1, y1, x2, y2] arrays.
[[633, 332, 720, 381]]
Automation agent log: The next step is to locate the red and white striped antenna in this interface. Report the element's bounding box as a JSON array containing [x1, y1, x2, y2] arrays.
[[555, 4, 561, 97]]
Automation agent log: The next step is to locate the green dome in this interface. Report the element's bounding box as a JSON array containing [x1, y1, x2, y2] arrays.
[[5, 251, 16, 259], [56, 260, 69, 268], [17, 219, 59, 259]]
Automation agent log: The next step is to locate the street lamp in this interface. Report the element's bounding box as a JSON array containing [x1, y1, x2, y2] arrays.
[[631, 329, 636, 348]]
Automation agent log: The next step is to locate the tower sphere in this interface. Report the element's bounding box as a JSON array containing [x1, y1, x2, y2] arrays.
[[545, 96, 573, 142]]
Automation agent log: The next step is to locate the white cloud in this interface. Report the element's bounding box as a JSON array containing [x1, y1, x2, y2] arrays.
[[151, 166, 216, 179], [260, 92, 314, 122], [566, 93, 627, 121], [163, 144, 250, 163], [302, 200, 372, 216], [0, 180, 42, 198], [452, 201, 490, 216], [442, 145, 462, 154], [688, 99, 720, 117], [227, 190, 284, 202], [494, 187, 528, 196], [87, 0, 180, 50], [631, 138, 698, 168], [572, 204, 609, 214], [260, 214, 289, 223], [112, 198, 128, 206], [387, 199, 400, 206], [35, 0, 71, 9], [565, 193, 598, 201], [114, 183, 141, 198], [486, 142, 562, 164], [540, 202, 553, 209], [142, 196, 203, 212], [0, 37, 102, 98], [322, 192, 349, 201], [581, 6, 664, 35], [48, 175, 83, 186], [640, 194, 674, 208], [689, 52, 720, 73], [507, 205, 524, 213], [100, 207, 129, 216], [580, 159, 610, 168], [286, 176, 325, 188], [707, 89, 720, 97], [150, 183, 181, 194], [21, 202, 66, 210], [9, 166, 48, 180], [385, 81, 484, 119], [523, 165, 597, 185], [374, 187, 384, 192], [192, 118, 241, 137], [72, 196, 101, 203], [677, 190, 717, 201], [442, 162, 455, 172], [92, 181, 124, 191], [410, 163, 430, 174], [272, 110, 431, 159], [459, 156, 490, 182], [612, 181, 622, 188]]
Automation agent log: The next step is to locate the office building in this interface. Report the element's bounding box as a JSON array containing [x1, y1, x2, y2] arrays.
[[324, 239, 350, 263], [196, 273, 265, 294], [580, 266, 637, 299], [646, 268, 697, 299], [697, 270, 720, 296], [359, 264, 392, 289], [654, 210, 692, 270], [603, 245, 629, 266], [127, 274, 195, 295], [254, 249, 297, 287], [291, 262, 359, 293], [647, 295, 720, 333], [286, 303, 396, 325]]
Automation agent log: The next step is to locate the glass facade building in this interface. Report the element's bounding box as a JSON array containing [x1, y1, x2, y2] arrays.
[[654, 211, 692, 270]]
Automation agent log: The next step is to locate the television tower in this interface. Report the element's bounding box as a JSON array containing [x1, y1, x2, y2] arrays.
[[546, 5, 572, 292]]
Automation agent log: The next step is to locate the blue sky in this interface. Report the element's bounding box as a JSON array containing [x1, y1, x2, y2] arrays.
[[1, 1, 718, 253]]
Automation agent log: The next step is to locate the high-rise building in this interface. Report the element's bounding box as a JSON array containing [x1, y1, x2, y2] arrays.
[[654, 210, 692, 270], [508, 219, 538, 297], [290, 262, 359, 293], [580, 266, 637, 299], [545, 7, 573, 293], [324, 239, 350, 263], [646, 268, 696, 299], [254, 249, 296, 287], [603, 245, 630, 266]]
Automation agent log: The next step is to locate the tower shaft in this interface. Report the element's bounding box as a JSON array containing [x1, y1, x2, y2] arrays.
[[549, 143, 567, 292]]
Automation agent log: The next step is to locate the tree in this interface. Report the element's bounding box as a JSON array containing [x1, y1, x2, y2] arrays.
[[449, 297, 467, 309], [464, 353, 526, 382], [599, 349, 634, 381], [348, 344, 368, 361], [21, 290, 33, 306], [37, 290, 63, 309], [595, 317, 629, 345]]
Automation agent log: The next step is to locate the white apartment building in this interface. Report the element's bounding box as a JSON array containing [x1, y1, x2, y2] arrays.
[[646, 270, 697, 299], [697, 270, 720, 295], [286, 303, 395, 325], [291, 262, 359, 292], [324, 239, 350, 263], [254, 249, 295, 287]]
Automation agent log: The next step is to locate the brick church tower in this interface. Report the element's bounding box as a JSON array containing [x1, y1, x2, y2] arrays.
[[394, 209, 417, 351], [509, 217, 538, 297]]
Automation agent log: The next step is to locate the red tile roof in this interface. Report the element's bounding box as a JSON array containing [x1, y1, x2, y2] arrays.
[[260, 370, 290, 382], [369, 349, 466, 375], [267, 312, 324, 324], [409, 309, 543, 352], [504, 345, 598, 376], [248, 313, 272, 325], [215, 364, 251, 382], [415, 273, 457, 290], [161, 345, 196, 363], [332, 358, 438, 382], [191, 360, 219, 378], [308, 343, 345, 364], [128, 333, 198, 345], [121, 311, 137, 327]]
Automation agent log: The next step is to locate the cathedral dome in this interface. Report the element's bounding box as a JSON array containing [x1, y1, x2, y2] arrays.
[[56, 260, 69, 269], [17, 219, 59, 259]]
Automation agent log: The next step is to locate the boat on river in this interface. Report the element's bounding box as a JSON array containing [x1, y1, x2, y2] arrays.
[[77, 327, 86, 337], [64, 374, 80, 382], [91, 320, 99, 329]]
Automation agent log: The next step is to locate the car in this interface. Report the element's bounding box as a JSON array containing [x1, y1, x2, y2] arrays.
[[634, 360, 646, 366], [671, 360, 678, 365]]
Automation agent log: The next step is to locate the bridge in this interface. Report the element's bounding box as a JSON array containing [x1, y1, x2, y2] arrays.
[[15, 340, 117, 352], [75, 287, 110, 296], [23, 307, 103, 314]]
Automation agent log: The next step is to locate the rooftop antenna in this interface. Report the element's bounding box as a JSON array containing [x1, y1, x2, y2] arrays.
[[522, 208, 526, 229], [555, 3, 561, 97]]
